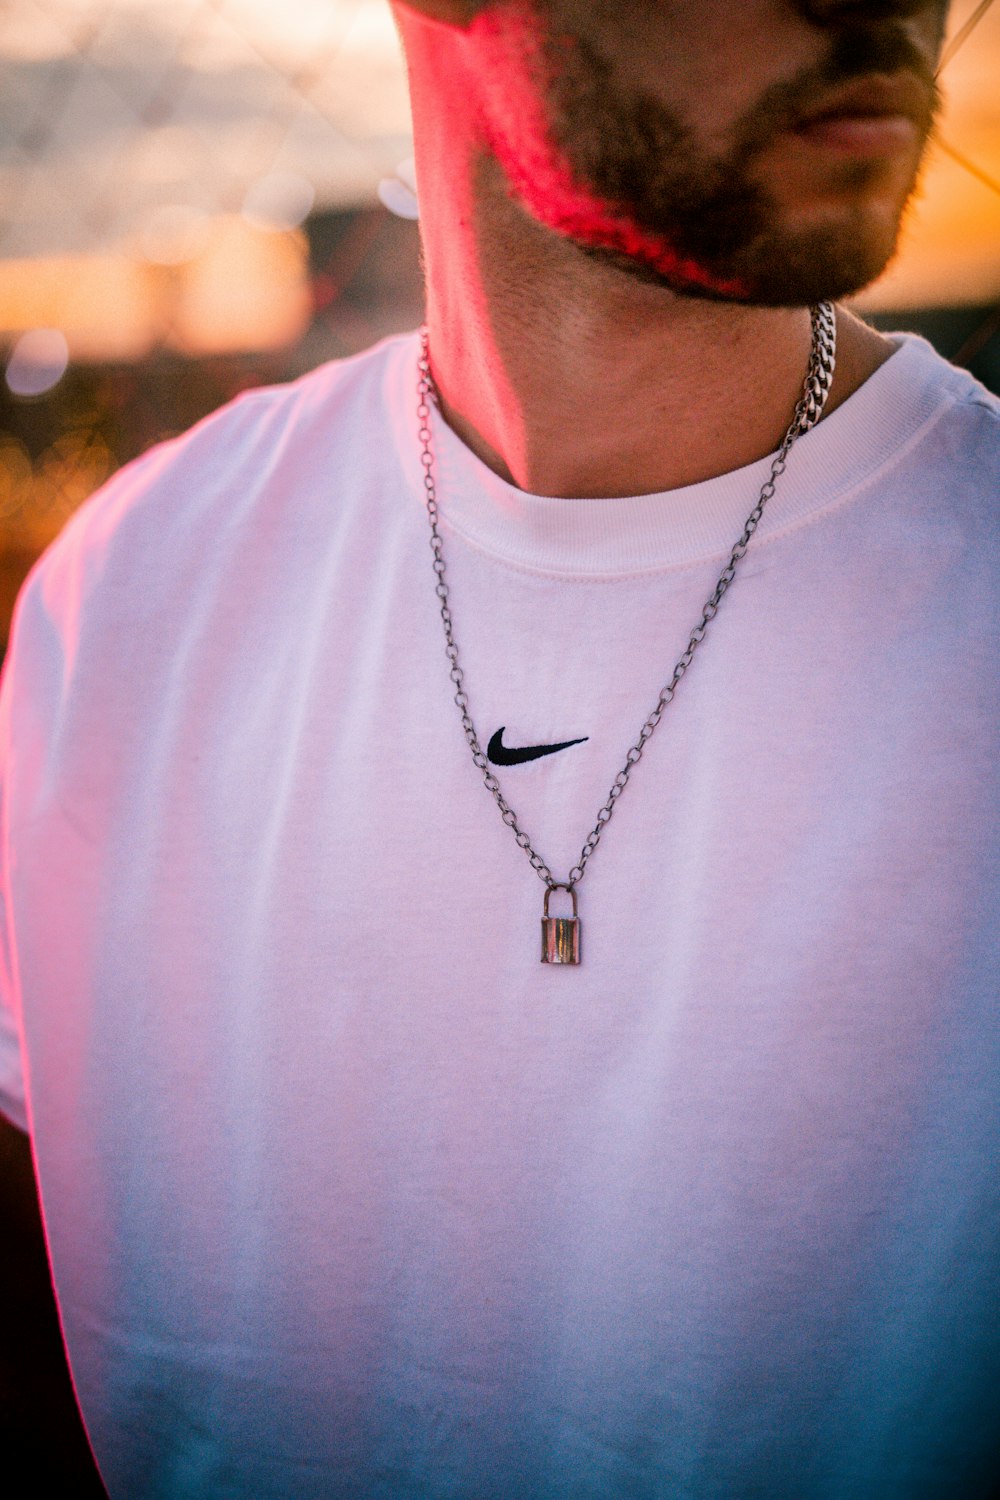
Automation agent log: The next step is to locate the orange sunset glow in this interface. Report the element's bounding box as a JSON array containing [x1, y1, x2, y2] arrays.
[[0, 0, 997, 351], [0, 0, 998, 639]]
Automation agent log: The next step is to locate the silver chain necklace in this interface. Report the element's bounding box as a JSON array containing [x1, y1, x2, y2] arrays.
[[417, 303, 837, 964]]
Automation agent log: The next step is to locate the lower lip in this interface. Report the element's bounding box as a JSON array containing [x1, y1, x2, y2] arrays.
[[794, 114, 919, 155]]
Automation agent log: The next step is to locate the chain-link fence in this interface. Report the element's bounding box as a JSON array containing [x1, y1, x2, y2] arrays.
[[1, 0, 998, 643]]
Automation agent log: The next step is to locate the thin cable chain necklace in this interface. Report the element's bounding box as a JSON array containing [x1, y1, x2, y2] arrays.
[[417, 302, 837, 964]]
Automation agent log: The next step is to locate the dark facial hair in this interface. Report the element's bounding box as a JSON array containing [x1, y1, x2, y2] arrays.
[[542, 21, 941, 304]]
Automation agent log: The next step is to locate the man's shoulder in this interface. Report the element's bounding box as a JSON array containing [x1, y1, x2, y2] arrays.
[[73, 329, 416, 538], [889, 332, 1000, 441], [858, 334, 1000, 538], [906, 337, 1000, 531], [15, 331, 419, 629]]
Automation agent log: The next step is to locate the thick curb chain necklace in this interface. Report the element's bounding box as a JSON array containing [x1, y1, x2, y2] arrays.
[[417, 303, 837, 965]]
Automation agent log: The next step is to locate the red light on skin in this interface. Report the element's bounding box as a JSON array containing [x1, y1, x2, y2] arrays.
[[467, 9, 750, 301]]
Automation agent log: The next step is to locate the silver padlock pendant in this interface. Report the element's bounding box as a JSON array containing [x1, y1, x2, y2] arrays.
[[541, 884, 581, 965]]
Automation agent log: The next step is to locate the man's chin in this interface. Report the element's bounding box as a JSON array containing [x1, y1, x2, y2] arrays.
[[573, 222, 901, 308], [724, 223, 903, 306]]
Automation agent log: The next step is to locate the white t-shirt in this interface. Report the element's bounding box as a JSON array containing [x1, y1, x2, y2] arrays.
[[1, 330, 997, 1499]]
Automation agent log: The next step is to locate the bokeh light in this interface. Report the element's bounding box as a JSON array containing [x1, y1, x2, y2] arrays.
[[243, 172, 316, 231], [5, 329, 70, 397]]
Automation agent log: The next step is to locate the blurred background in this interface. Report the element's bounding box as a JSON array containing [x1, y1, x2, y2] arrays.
[[0, 0, 998, 652]]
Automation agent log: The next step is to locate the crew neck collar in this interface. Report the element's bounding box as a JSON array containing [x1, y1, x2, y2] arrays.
[[388, 331, 957, 578]]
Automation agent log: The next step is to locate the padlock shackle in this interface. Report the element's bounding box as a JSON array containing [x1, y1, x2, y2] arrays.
[[543, 882, 578, 919]]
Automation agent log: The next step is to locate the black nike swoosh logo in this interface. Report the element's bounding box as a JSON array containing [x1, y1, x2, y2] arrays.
[[487, 726, 589, 766]]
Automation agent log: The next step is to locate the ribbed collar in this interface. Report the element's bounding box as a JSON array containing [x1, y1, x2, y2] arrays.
[[387, 330, 960, 578]]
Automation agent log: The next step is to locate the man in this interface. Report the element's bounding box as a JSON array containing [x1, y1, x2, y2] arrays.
[[1, 0, 997, 1494]]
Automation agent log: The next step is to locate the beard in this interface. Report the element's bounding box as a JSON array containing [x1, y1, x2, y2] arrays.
[[534, 21, 941, 305]]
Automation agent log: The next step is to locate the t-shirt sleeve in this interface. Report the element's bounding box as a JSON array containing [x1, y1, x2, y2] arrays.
[[0, 975, 27, 1131], [0, 715, 28, 1132], [0, 393, 303, 1139], [0, 529, 76, 1138]]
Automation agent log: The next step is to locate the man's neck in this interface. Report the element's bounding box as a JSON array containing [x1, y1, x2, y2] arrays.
[[411, 75, 894, 501]]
